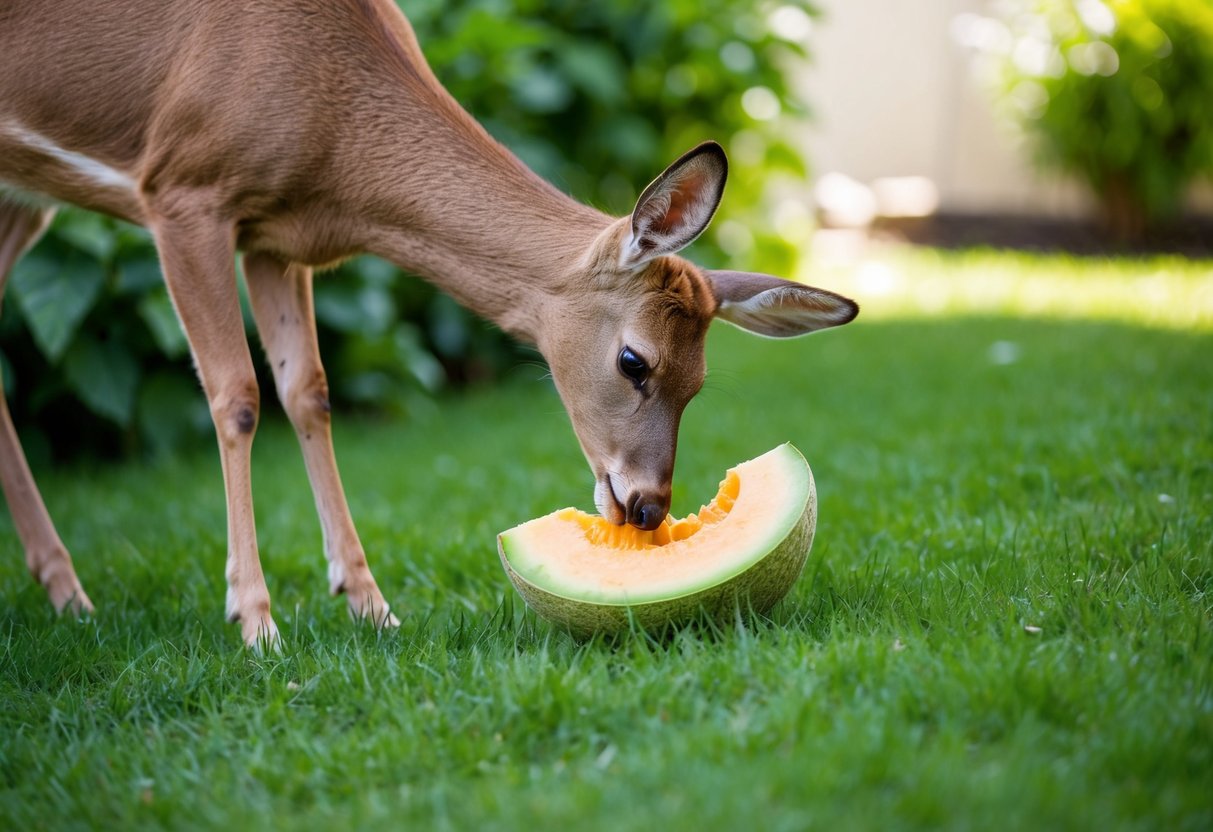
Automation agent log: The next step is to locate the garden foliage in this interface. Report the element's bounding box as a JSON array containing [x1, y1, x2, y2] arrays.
[[975, 0, 1213, 237], [0, 0, 817, 461]]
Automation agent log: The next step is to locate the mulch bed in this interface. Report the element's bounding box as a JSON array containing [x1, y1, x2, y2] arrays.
[[876, 212, 1213, 258]]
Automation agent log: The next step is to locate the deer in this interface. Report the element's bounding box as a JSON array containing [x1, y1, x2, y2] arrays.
[[0, 0, 858, 648]]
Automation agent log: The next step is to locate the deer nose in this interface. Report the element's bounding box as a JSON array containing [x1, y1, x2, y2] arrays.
[[628, 496, 669, 531]]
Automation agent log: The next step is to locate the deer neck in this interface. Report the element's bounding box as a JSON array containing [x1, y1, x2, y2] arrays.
[[351, 83, 610, 343]]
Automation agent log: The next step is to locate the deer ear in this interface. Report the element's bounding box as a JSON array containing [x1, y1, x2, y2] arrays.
[[705, 270, 859, 338], [619, 142, 727, 271]]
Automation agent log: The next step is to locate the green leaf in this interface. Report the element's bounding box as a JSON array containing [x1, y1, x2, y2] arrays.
[[10, 251, 106, 362], [137, 288, 189, 358], [63, 334, 140, 425], [136, 371, 208, 456], [510, 65, 573, 114], [314, 283, 397, 336], [394, 323, 445, 393], [116, 257, 164, 294], [346, 255, 399, 287], [427, 293, 472, 359], [557, 43, 627, 105], [54, 211, 117, 260], [594, 116, 662, 166]]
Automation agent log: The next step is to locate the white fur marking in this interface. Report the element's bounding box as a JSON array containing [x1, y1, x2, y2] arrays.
[[1, 120, 136, 192], [593, 465, 629, 519], [593, 478, 610, 517]]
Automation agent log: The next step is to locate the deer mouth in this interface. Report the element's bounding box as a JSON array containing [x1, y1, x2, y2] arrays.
[[594, 471, 627, 526]]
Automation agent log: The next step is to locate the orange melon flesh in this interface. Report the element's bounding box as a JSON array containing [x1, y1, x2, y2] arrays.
[[565, 468, 739, 550], [498, 443, 817, 636]]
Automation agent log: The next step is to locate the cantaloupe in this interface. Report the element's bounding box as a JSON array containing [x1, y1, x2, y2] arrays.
[[497, 443, 817, 637]]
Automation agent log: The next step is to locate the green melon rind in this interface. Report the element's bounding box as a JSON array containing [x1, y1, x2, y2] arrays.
[[500, 443, 810, 604], [497, 455, 817, 639]]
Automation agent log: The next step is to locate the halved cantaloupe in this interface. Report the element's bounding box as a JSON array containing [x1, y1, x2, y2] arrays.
[[497, 443, 817, 637]]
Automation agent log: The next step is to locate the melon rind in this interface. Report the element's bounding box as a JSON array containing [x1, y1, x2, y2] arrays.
[[497, 444, 817, 639]]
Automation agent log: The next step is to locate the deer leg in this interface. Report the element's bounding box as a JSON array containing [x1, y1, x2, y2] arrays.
[[243, 253, 397, 628], [0, 200, 94, 615], [150, 201, 277, 649]]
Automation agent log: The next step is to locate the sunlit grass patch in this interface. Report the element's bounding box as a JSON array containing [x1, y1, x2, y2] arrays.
[[2, 247, 1211, 830], [801, 245, 1213, 330]]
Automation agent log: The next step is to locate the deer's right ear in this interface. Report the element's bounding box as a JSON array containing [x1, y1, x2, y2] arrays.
[[619, 142, 728, 271], [705, 270, 859, 338]]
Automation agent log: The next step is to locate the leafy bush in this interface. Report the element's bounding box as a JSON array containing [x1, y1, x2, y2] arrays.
[[968, 0, 1213, 238], [0, 0, 819, 461]]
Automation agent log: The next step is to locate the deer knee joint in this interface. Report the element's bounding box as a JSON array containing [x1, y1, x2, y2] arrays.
[[236, 406, 256, 434], [212, 381, 260, 444], [285, 372, 331, 431]]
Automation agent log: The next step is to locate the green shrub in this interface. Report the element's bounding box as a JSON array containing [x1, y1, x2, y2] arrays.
[[973, 0, 1213, 238], [0, 0, 818, 460]]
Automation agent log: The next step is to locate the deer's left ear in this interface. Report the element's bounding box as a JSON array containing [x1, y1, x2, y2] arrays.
[[705, 270, 859, 338], [619, 142, 728, 271]]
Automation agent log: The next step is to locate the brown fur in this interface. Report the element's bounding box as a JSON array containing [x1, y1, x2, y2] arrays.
[[0, 0, 856, 647]]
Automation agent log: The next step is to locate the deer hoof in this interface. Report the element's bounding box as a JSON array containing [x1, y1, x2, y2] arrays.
[[49, 578, 95, 618], [347, 594, 399, 629], [240, 615, 282, 654]]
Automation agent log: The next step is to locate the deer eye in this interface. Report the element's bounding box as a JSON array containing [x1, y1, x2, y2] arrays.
[[618, 346, 650, 386]]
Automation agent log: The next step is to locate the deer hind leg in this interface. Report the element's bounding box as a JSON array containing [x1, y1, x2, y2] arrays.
[[150, 200, 277, 649], [0, 200, 94, 615], [243, 253, 398, 628]]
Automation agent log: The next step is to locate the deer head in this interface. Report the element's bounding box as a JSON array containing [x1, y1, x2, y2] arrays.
[[537, 142, 858, 530]]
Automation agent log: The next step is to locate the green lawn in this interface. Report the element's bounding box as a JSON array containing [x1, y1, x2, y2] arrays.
[[2, 249, 1211, 830]]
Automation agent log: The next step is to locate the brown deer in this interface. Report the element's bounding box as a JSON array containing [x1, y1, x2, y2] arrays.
[[0, 0, 857, 647]]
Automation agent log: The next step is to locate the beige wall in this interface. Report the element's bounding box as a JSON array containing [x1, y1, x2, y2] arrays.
[[796, 0, 1209, 218]]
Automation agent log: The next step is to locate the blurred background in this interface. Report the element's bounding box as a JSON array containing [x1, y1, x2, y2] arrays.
[[3, 0, 1210, 462], [803, 0, 1213, 248]]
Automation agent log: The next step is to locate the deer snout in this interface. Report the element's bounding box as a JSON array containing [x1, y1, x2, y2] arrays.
[[626, 491, 670, 531]]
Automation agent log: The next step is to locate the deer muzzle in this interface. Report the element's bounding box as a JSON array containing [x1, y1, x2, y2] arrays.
[[626, 490, 671, 531]]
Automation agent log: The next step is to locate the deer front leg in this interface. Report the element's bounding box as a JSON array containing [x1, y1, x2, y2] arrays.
[[150, 203, 277, 649], [242, 253, 397, 628], [0, 201, 93, 615]]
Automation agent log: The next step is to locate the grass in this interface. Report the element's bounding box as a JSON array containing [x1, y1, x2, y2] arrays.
[[2, 248, 1212, 830]]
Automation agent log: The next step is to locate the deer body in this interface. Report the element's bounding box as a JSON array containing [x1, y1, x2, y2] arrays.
[[0, 0, 857, 646]]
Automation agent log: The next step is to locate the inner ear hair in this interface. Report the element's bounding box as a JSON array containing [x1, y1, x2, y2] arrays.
[[623, 142, 727, 269]]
